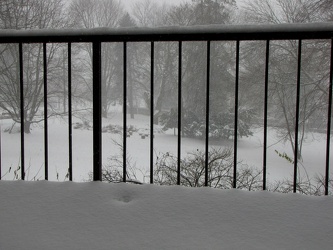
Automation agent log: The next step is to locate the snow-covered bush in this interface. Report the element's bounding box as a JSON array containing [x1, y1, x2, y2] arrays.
[[160, 107, 254, 139], [102, 143, 263, 191], [101, 140, 332, 195], [268, 175, 333, 196], [153, 147, 263, 190]]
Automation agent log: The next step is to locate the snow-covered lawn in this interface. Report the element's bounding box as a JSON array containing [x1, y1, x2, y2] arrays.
[[0, 181, 332, 250], [1, 112, 331, 184], [0, 111, 333, 189]]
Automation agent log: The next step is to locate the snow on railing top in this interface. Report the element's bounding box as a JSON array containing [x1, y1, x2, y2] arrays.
[[0, 22, 333, 43]]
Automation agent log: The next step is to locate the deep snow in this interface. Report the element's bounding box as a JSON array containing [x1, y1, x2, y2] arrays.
[[0, 113, 331, 184], [0, 181, 333, 250]]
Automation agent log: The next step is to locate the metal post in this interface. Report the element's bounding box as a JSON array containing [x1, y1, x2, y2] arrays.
[[43, 43, 48, 180], [177, 41, 182, 185], [150, 41, 154, 184], [205, 41, 211, 187], [93, 42, 102, 181], [263, 40, 270, 190], [325, 39, 333, 195], [233, 40, 240, 188], [19, 43, 25, 180], [123, 42, 127, 182], [68, 43, 73, 181], [294, 40, 302, 193]]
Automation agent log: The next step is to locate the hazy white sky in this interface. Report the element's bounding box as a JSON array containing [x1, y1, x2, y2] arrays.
[[123, 0, 190, 9]]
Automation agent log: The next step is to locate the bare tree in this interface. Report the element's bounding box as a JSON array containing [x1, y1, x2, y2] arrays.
[[241, 0, 331, 161], [0, 0, 67, 133], [307, 0, 333, 22], [242, 0, 319, 24], [132, 0, 159, 27], [69, 0, 124, 118]]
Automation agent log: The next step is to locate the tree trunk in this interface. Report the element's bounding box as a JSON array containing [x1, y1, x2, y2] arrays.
[[129, 83, 134, 119], [128, 62, 135, 119], [24, 121, 31, 134]]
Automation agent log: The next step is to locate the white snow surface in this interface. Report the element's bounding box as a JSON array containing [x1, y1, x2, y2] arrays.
[[1, 181, 333, 250]]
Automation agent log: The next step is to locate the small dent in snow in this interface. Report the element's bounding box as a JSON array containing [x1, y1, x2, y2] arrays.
[[114, 195, 132, 203]]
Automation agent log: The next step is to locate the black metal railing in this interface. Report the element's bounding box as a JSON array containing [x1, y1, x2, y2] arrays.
[[0, 23, 333, 194]]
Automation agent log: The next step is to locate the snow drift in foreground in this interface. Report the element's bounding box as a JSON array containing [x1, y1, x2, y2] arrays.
[[0, 181, 332, 250]]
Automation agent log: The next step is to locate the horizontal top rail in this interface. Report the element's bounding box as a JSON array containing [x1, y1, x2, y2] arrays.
[[0, 23, 333, 43]]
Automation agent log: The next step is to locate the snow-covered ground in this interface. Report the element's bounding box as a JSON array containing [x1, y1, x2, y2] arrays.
[[1, 112, 331, 186], [0, 181, 332, 250], [1, 113, 332, 249]]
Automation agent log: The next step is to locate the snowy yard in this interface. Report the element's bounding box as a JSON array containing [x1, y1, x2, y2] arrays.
[[1, 113, 332, 249], [0, 112, 331, 186], [0, 1, 333, 248], [1, 181, 333, 250]]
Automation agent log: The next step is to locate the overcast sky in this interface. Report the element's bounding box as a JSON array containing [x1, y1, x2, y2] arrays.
[[123, 0, 189, 9]]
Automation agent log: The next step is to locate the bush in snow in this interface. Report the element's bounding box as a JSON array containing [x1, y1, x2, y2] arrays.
[[160, 107, 254, 139], [101, 140, 145, 184], [102, 141, 332, 195], [102, 143, 263, 191], [153, 147, 263, 190], [268, 175, 333, 196]]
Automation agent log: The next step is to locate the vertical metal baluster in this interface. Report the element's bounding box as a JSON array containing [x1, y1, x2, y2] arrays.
[[123, 42, 127, 182], [294, 40, 302, 193], [263, 40, 270, 190], [43, 43, 48, 180], [233, 40, 240, 188], [205, 41, 211, 187], [177, 41, 182, 185], [68, 43, 73, 181], [92, 42, 102, 181], [19, 43, 25, 180], [325, 39, 333, 195], [150, 41, 154, 184]]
